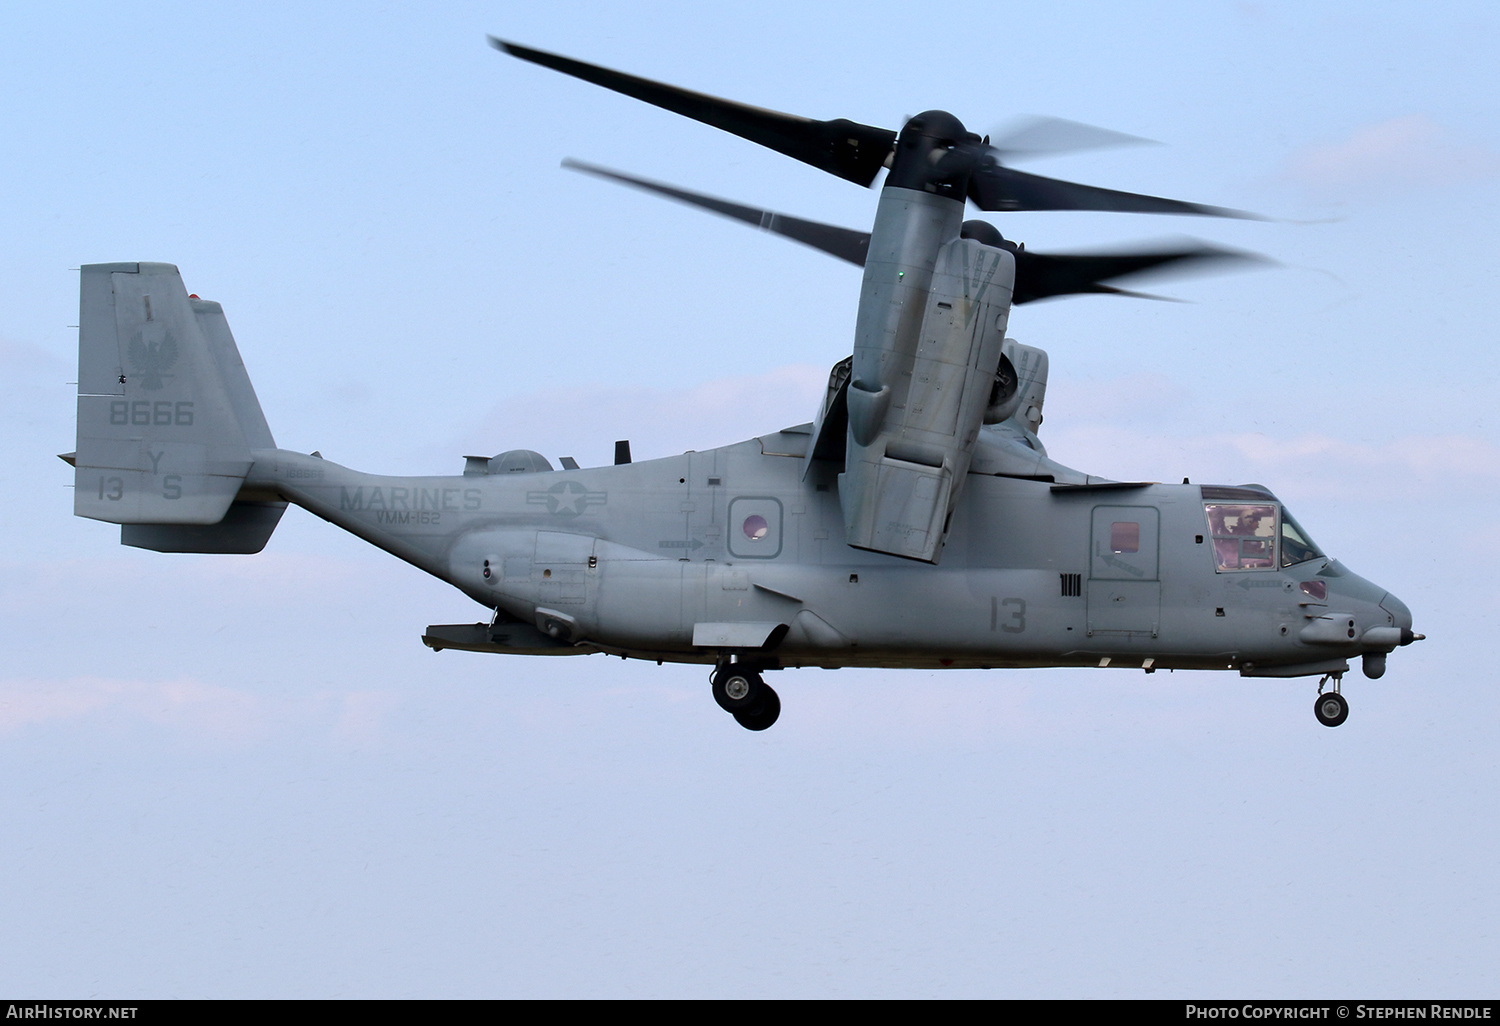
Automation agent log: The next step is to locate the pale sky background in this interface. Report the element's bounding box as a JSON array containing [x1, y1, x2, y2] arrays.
[[2, 0, 1497, 998]]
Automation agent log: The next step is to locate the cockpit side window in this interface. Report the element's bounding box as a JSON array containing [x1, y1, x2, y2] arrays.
[[1204, 503, 1277, 571], [1280, 509, 1325, 567]]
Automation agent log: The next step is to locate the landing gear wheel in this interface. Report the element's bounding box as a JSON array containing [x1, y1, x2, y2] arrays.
[[712, 668, 763, 714], [733, 684, 781, 731], [1314, 691, 1349, 727]]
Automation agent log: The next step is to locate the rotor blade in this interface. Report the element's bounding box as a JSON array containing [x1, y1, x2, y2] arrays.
[[987, 115, 1156, 162], [563, 159, 872, 266], [491, 38, 897, 187], [1012, 242, 1266, 304], [1082, 285, 1183, 302], [969, 162, 1262, 219]]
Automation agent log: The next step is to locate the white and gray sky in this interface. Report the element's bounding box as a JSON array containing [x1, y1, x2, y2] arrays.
[[2, 0, 1497, 997]]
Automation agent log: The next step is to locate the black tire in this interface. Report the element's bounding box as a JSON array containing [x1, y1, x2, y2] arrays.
[[1314, 691, 1349, 727], [734, 684, 781, 731], [712, 668, 762, 714]]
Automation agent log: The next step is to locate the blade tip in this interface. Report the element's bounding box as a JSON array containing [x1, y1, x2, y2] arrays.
[[559, 157, 599, 177], [1215, 205, 1270, 222]]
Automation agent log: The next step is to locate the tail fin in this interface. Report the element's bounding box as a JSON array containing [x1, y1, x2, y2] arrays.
[[72, 262, 284, 552]]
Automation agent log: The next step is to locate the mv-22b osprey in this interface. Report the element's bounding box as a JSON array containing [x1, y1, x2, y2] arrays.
[[64, 39, 1421, 731]]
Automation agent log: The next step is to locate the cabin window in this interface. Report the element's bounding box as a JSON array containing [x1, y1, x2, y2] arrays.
[[1204, 503, 1277, 571], [1109, 521, 1140, 554], [1280, 509, 1325, 567], [728, 497, 783, 558], [742, 514, 769, 541]]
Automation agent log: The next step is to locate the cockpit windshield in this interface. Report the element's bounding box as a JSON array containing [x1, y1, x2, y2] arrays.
[[1202, 500, 1326, 571], [1205, 503, 1277, 570], [1279, 508, 1325, 567]]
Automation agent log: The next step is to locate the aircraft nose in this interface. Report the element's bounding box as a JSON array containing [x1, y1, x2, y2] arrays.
[[1362, 590, 1422, 679], [1380, 591, 1414, 632]]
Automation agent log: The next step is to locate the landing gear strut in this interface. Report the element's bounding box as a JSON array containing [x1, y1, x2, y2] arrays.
[[1314, 674, 1349, 727], [711, 664, 781, 731]]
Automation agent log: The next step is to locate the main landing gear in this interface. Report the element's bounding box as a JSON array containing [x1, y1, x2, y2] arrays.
[[711, 664, 781, 731], [1314, 674, 1349, 728]]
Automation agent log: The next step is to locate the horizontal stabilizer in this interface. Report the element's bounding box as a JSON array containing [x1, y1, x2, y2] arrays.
[[121, 500, 287, 553]]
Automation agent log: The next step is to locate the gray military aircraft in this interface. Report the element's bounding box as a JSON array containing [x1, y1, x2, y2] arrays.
[[62, 39, 1421, 731]]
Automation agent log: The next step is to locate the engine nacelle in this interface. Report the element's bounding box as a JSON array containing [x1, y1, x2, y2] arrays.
[[841, 235, 1015, 563]]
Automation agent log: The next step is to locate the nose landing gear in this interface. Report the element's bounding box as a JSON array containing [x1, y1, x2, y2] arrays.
[[1314, 674, 1348, 727], [711, 664, 781, 731]]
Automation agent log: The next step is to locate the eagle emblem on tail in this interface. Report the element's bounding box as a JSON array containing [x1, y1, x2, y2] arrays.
[[126, 329, 178, 391]]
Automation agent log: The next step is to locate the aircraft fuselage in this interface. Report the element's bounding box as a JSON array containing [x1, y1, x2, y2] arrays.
[[245, 430, 1410, 679]]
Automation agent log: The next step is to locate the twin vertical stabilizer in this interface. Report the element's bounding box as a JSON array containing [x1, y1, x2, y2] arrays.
[[72, 262, 284, 552]]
